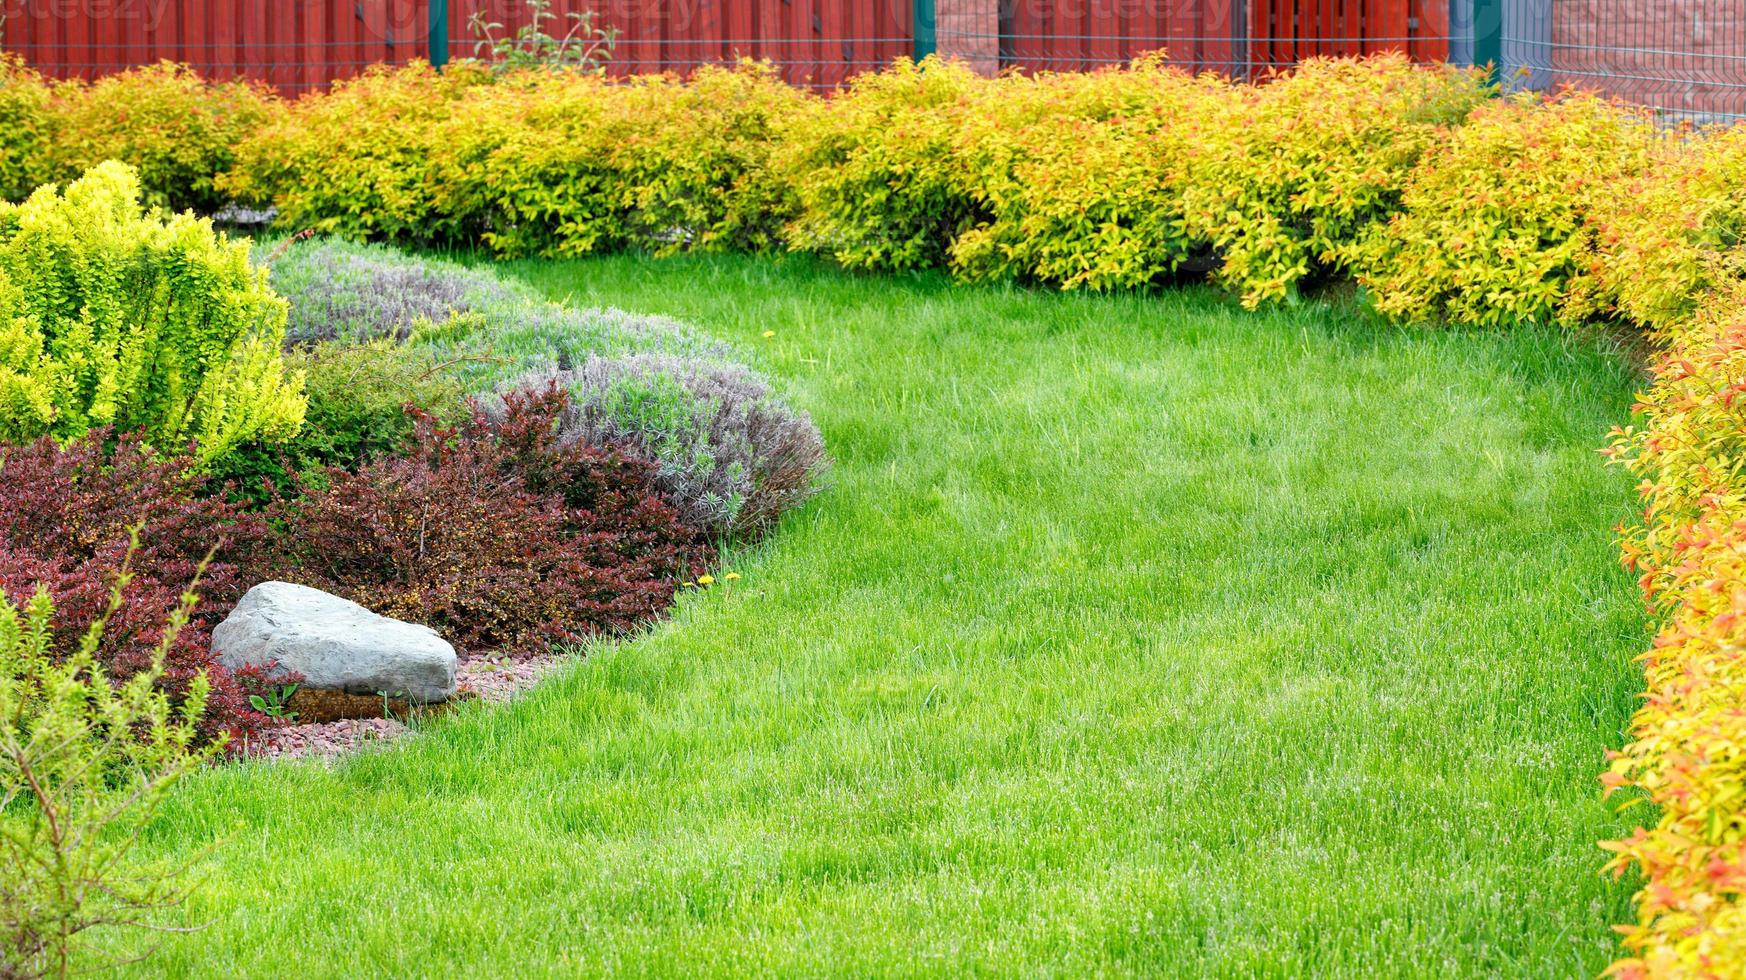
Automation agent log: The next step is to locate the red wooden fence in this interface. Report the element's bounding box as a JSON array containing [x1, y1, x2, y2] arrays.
[[0, 0, 912, 92], [0, 0, 1446, 95], [448, 0, 911, 89], [1000, 0, 1447, 78], [1247, 0, 1448, 70], [0, 0, 428, 92], [1001, 0, 1248, 76]]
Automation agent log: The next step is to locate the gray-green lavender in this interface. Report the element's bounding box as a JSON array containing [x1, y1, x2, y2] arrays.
[[262, 238, 825, 537]]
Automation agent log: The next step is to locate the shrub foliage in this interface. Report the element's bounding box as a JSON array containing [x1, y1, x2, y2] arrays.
[[0, 565, 221, 979], [1602, 287, 1746, 976], [949, 56, 1224, 289], [1354, 92, 1660, 327], [1183, 54, 1490, 307], [49, 62, 281, 214], [494, 355, 828, 537], [0, 162, 304, 461], [277, 389, 709, 652], [0, 430, 276, 746], [0, 54, 56, 204]]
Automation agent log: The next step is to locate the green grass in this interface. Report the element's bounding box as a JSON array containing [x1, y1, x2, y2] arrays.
[[122, 255, 1645, 976]]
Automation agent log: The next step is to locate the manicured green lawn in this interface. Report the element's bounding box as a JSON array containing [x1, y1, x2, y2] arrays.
[[123, 255, 1644, 976]]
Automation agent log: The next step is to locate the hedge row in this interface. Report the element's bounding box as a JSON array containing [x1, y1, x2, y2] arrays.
[[0, 56, 278, 213], [21, 53, 1746, 970], [1602, 283, 1746, 976], [0, 52, 1709, 332]]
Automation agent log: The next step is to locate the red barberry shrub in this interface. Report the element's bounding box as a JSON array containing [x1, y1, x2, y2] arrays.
[[278, 387, 709, 653], [0, 430, 278, 746]]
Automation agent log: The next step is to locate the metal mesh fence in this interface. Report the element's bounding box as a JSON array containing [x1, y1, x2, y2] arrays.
[[1498, 0, 1746, 123], [973, 0, 1459, 79], [0, 0, 1743, 122]]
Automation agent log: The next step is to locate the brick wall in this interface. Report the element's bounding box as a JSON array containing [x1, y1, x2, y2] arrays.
[[937, 0, 1000, 75], [1547, 0, 1746, 119]]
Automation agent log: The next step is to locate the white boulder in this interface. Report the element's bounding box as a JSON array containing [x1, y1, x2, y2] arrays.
[[213, 582, 457, 704]]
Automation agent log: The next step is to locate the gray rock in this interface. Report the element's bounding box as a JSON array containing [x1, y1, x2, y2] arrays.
[[213, 582, 457, 704]]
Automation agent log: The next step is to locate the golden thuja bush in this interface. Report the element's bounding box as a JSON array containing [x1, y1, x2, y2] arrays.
[[0, 161, 303, 460], [1355, 91, 1662, 328], [1181, 54, 1490, 308], [948, 56, 1228, 290]]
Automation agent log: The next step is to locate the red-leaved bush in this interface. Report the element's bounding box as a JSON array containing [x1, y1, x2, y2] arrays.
[[277, 386, 709, 652], [0, 431, 278, 746], [0, 392, 712, 746]]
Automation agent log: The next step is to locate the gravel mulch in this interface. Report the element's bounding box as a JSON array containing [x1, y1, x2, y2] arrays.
[[255, 651, 570, 762]]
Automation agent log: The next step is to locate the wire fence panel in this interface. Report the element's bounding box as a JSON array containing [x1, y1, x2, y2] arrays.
[[992, 0, 1247, 76], [1500, 0, 1746, 123], [0, 0, 429, 93], [446, 0, 912, 89], [0, 0, 1743, 121], [945, 0, 1453, 80]]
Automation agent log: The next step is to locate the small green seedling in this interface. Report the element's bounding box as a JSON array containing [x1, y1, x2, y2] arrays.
[[248, 683, 300, 723]]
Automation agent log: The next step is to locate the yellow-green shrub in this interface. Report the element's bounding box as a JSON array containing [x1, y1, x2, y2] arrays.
[[0, 55, 56, 203], [0, 162, 303, 460], [1584, 127, 1746, 334], [427, 69, 640, 257], [428, 62, 807, 258], [1355, 92, 1660, 328], [221, 61, 491, 242], [778, 56, 988, 272], [948, 56, 1228, 290], [1182, 54, 1490, 308], [616, 62, 810, 255]]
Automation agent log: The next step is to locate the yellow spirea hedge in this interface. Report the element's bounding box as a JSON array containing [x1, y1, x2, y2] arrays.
[[0, 59, 281, 214], [0, 161, 303, 460], [0, 55, 56, 204], [1586, 127, 1746, 334], [1356, 91, 1662, 328], [1604, 284, 1746, 977], [1181, 54, 1491, 307], [948, 54, 1226, 290]]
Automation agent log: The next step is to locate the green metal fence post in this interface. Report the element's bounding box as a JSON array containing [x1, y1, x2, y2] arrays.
[[1472, 0, 1500, 84], [429, 0, 450, 69], [913, 0, 936, 61]]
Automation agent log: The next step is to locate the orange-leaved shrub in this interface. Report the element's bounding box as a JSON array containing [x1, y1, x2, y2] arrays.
[[49, 62, 282, 214], [1584, 126, 1746, 334], [1355, 91, 1661, 328], [1181, 53, 1490, 308], [1602, 285, 1746, 977], [947, 55, 1228, 290]]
